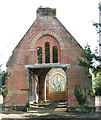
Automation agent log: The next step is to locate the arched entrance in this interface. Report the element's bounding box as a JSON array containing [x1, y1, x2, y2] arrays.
[[25, 63, 70, 109], [45, 68, 66, 101]]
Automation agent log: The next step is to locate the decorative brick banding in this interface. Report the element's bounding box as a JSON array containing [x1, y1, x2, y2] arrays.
[[30, 31, 64, 50]]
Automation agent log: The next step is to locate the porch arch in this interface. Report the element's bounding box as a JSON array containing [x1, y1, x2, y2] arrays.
[[25, 63, 70, 111]]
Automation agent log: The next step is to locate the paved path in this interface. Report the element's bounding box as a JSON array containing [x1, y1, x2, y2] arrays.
[[1, 109, 101, 119]]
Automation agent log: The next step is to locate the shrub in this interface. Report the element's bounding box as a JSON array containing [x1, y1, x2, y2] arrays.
[[25, 102, 30, 108], [16, 106, 27, 112], [1, 85, 7, 97], [74, 85, 86, 107]]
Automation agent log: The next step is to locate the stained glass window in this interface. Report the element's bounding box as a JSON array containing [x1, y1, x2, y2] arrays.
[[50, 76, 65, 92]]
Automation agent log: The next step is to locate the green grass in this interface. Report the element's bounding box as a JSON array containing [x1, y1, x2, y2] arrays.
[[33, 112, 50, 116]]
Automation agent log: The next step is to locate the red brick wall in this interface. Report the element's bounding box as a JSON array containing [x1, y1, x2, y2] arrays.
[[47, 92, 66, 101], [5, 8, 92, 107]]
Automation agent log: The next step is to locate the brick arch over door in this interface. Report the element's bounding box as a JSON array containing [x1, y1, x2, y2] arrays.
[[30, 31, 64, 50]]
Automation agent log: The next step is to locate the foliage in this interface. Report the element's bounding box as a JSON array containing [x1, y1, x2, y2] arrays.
[[77, 44, 101, 73], [25, 102, 30, 108], [74, 86, 96, 112], [14, 103, 30, 111], [93, 4, 101, 34], [13, 106, 27, 112], [93, 72, 101, 96], [93, 22, 101, 33], [73, 106, 96, 113], [3, 103, 30, 112], [88, 89, 95, 97], [13, 103, 30, 112], [0, 65, 8, 96], [77, 44, 101, 96], [1, 85, 7, 97], [77, 4, 101, 96], [0, 65, 3, 89], [98, 3, 101, 11], [74, 85, 86, 107], [1, 71, 8, 97], [1, 71, 8, 86]]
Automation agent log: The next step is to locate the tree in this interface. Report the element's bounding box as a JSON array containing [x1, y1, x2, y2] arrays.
[[93, 4, 101, 34], [93, 72, 101, 96], [1, 71, 8, 97], [77, 44, 101, 73], [0, 65, 8, 96], [77, 4, 101, 95], [74, 85, 86, 108], [77, 44, 101, 95]]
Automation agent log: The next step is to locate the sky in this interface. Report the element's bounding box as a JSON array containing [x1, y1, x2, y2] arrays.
[[0, 0, 100, 70]]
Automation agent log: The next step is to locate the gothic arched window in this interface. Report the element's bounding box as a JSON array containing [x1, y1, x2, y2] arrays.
[[53, 46, 58, 63], [45, 42, 50, 63], [50, 75, 66, 92], [37, 47, 42, 64]]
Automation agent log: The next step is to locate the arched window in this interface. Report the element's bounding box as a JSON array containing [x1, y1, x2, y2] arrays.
[[53, 46, 58, 63], [50, 75, 66, 92], [45, 42, 50, 63], [37, 47, 42, 64]]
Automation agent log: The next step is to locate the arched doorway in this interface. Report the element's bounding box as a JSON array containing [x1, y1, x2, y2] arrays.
[[45, 68, 66, 101], [25, 63, 70, 106]]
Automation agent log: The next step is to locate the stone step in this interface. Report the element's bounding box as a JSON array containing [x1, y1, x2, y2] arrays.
[[30, 101, 67, 110]]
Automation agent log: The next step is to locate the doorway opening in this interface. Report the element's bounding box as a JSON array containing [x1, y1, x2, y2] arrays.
[[25, 63, 70, 105], [45, 68, 66, 101]]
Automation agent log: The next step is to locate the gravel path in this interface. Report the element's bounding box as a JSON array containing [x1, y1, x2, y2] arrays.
[[1, 110, 101, 120]]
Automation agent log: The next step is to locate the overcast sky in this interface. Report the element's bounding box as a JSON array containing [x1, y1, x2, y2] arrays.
[[0, 0, 100, 70]]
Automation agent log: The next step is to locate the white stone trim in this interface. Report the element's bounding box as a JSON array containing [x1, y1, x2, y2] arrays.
[[49, 72, 66, 80]]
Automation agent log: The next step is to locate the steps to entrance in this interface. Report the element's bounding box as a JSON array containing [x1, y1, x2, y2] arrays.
[[30, 101, 67, 111]]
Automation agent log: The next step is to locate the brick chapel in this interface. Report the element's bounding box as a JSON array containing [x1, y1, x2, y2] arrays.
[[5, 7, 92, 107]]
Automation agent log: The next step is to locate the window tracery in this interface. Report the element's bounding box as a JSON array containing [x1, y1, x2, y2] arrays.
[[50, 76, 65, 92]]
